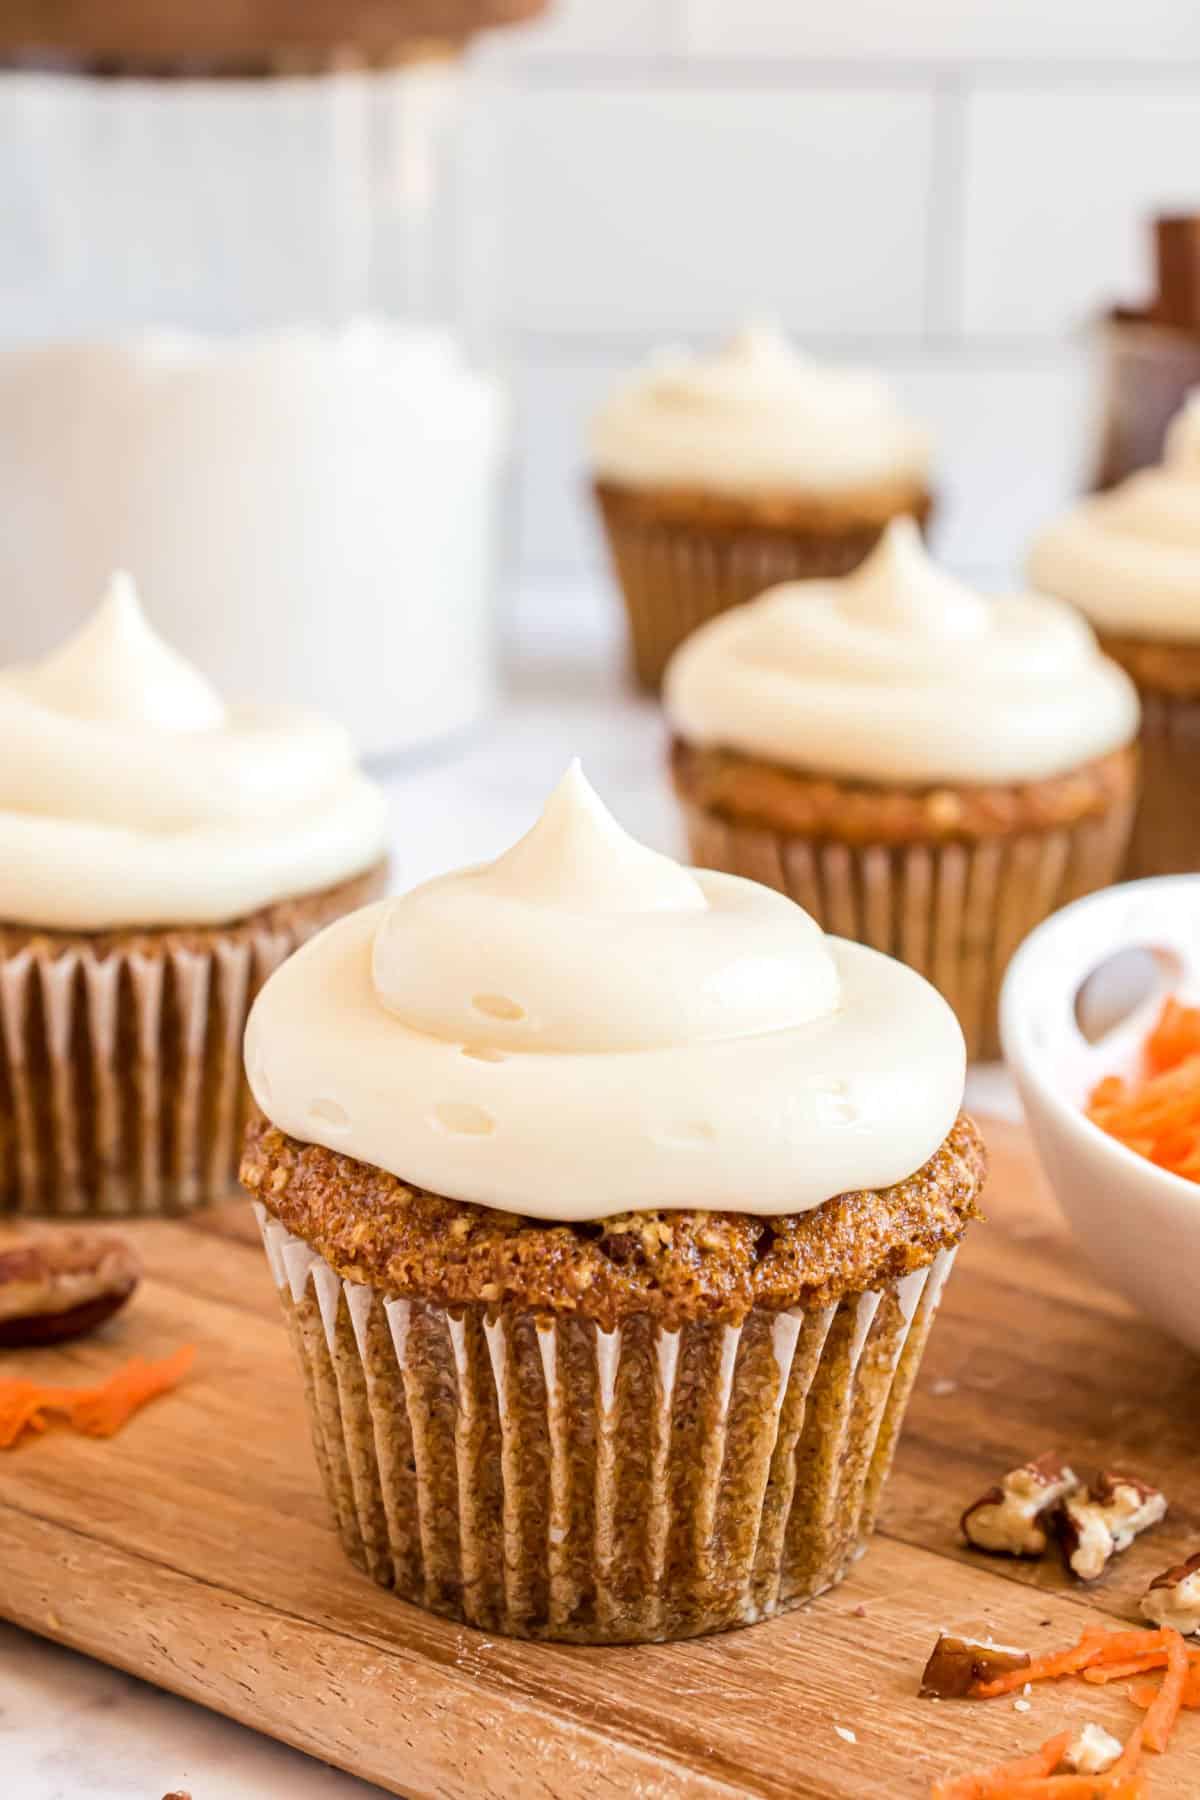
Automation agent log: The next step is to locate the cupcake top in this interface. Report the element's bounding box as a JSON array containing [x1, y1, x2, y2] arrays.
[[665, 520, 1139, 785], [589, 322, 931, 496], [0, 575, 388, 931], [244, 764, 965, 1221], [1028, 394, 1200, 644]]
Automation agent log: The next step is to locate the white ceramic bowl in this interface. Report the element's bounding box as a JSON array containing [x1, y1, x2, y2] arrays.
[[1000, 876, 1200, 1355]]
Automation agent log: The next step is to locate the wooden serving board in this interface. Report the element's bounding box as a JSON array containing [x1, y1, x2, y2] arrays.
[[1, 1119, 1197, 1799]]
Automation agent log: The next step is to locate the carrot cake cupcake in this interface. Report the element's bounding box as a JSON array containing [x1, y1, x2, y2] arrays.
[[0, 574, 389, 1216], [590, 322, 933, 689], [1029, 392, 1200, 877], [666, 519, 1141, 1061], [242, 763, 984, 1643]]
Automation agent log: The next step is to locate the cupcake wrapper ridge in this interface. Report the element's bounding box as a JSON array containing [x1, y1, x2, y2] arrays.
[[682, 801, 1135, 1062], [0, 867, 386, 1217], [255, 1203, 956, 1644]]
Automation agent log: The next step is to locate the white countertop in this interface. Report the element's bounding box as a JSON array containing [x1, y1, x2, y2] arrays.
[[0, 583, 1020, 1800]]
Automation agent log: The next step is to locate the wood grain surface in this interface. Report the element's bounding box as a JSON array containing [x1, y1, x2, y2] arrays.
[[0, 1118, 1196, 1799]]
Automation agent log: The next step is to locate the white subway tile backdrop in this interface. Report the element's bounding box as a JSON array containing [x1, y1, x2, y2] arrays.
[[478, 0, 1199, 595]]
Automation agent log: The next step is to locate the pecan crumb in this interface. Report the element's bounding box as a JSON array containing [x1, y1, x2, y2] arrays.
[[920, 1633, 1031, 1699]]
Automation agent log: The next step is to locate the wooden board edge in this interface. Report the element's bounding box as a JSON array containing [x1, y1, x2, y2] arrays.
[[0, 1503, 751, 1800]]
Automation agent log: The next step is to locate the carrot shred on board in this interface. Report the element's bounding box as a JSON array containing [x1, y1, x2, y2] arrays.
[[931, 1626, 1191, 1798], [1085, 995, 1200, 1181], [1142, 1629, 1190, 1753], [1131, 1668, 1200, 1711], [1082, 1656, 1173, 1685], [0, 1347, 194, 1447], [972, 1631, 1114, 1698], [931, 1730, 1074, 1798]]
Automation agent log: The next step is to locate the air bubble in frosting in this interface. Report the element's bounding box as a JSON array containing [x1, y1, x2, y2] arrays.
[[472, 994, 526, 1022], [309, 1097, 350, 1131], [433, 1102, 496, 1137]]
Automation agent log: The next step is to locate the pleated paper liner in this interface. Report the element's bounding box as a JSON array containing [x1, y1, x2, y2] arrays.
[[1124, 691, 1200, 879], [595, 486, 911, 692], [0, 864, 386, 1217], [681, 801, 1135, 1062], [254, 1203, 956, 1644]]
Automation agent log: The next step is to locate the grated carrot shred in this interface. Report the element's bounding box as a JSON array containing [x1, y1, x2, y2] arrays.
[[1083, 1656, 1174, 1685], [972, 1631, 1119, 1698], [1142, 1630, 1189, 1753], [930, 1628, 1194, 1797], [1131, 1667, 1200, 1712], [0, 1346, 194, 1447], [931, 1731, 1074, 1799], [1085, 996, 1200, 1181]]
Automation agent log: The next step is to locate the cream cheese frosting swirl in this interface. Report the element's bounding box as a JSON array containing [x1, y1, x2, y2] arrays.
[[0, 575, 389, 931], [1028, 394, 1200, 643], [244, 764, 966, 1220], [665, 519, 1139, 784], [589, 322, 931, 494]]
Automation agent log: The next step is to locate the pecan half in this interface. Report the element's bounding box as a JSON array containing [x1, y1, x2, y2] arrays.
[[0, 1232, 140, 1347], [919, 1632, 1031, 1698], [1058, 1471, 1167, 1581], [961, 1452, 1080, 1557], [1141, 1551, 1200, 1635]]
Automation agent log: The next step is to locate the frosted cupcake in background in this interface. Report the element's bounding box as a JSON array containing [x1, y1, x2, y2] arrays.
[[666, 520, 1140, 1061], [589, 322, 933, 689], [242, 765, 984, 1643], [0, 576, 389, 1216], [1029, 392, 1200, 877]]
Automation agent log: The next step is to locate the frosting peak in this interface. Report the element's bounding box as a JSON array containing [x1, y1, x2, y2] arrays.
[[1028, 393, 1200, 642], [0, 576, 388, 930], [11, 574, 226, 732], [481, 762, 706, 915], [590, 322, 931, 496], [245, 772, 966, 1221], [666, 527, 1139, 784], [371, 764, 841, 1055], [835, 519, 990, 639]]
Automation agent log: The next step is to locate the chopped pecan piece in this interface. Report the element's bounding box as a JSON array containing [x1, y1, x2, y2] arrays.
[[920, 1632, 1031, 1698], [1058, 1470, 1167, 1581], [961, 1452, 1080, 1557], [0, 1232, 140, 1347], [1141, 1551, 1200, 1635], [1060, 1723, 1123, 1776]]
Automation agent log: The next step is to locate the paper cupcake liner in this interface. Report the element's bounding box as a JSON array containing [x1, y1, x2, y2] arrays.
[[254, 1203, 956, 1644], [0, 875, 383, 1217], [682, 802, 1135, 1062], [595, 493, 907, 692], [1125, 691, 1200, 879]]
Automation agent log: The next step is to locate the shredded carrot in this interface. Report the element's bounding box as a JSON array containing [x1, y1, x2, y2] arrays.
[[1086, 996, 1200, 1181], [930, 1625, 1190, 1798], [1142, 1628, 1189, 1753], [0, 1347, 194, 1447], [931, 1731, 1074, 1798], [972, 1631, 1114, 1698], [1082, 1655, 1173, 1685], [1131, 1668, 1200, 1712]]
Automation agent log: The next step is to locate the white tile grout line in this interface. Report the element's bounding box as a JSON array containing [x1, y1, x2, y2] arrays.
[[923, 73, 967, 343]]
